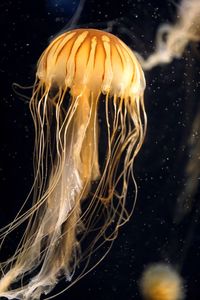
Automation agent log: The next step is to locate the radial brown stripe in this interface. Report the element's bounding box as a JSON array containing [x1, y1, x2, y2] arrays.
[[54, 31, 77, 64], [110, 43, 121, 86], [93, 35, 99, 69], [38, 33, 65, 69], [43, 32, 77, 80], [96, 34, 106, 83], [84, 36, 97, 85], [66, 31, 89, 87], [45, 33, 67, 65], [118, 40, 136, 84], [115, 43, 126, 81], [77, 33, 93, 83], [101, 35, 113, 92], [85, 35, 93, 68], [47, 33, 67, 59], [120, 43, 134, 89], [68, 32, 87, 81]]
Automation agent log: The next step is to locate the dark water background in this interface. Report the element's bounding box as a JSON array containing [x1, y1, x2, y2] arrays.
[[0, 0, 200, 299]]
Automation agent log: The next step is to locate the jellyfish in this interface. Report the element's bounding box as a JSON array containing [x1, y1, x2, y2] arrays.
[[0, 28, 146, 299], [138, 0, 200, 70], [174, 107, 200, 223], [139, 263, 185, 300]]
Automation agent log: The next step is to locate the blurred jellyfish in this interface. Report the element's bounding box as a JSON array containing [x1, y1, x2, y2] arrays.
[[174, 105, 200, 222], [139, 263, 185, 300], [0, 29, 146, 299], [138, 0, 200, 70]]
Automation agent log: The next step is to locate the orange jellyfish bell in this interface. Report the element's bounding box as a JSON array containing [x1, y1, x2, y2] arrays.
[[0, 29, 146, 300], [37, 28, 145, 97]]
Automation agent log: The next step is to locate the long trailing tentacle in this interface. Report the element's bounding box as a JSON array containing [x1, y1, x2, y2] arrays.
[[0, 85, 100, 299]]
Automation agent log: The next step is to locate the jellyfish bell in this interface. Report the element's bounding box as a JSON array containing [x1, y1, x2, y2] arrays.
[[37, 29, 145, 96], [139, 263, 185, 300], [0, 28, 146, 299]]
